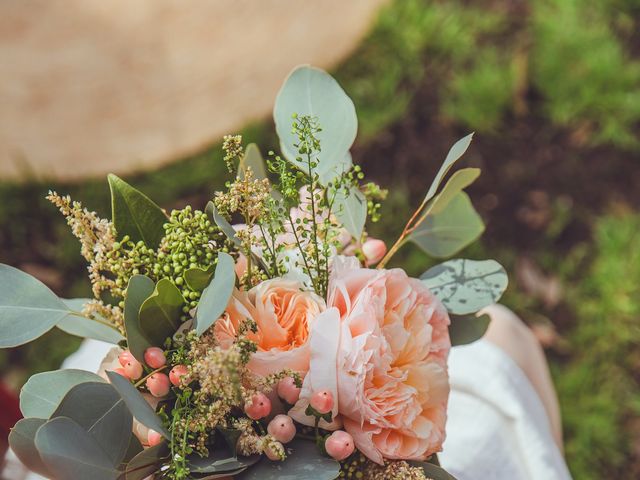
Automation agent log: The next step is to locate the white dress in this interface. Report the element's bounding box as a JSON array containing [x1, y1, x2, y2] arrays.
[[9, 339, 572, 480]]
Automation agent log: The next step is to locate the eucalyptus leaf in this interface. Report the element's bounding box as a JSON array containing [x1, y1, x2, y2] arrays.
[[195, 252, 236, 336], [138, 278, 184, 347], [124, 443, 169, 480], [334, 186, 367, 240], [189, 450, 260, 474], [8, 418, 52, 477], [236, 438, 340, 480], [216, 426, 242, 456], [0, 263, 73, 348], [274, 65, 357, 185], [124, 275, 155, 361], [106, 371, 170, 438], [238, 143, 268, 180], [449, 313, 492, 346], [423, 133, 474, 204], [52, 382, 133, 465], [184, 266, 215, 291], [421, 259, 508, 314], [108, 174, 167, 247], [429, 167, 481, 215], [409, 192, 484, 258], [20, 369, 105, 418], [59, 298, 125, 344], [409, 461, 458, 480], [206, 201, 241, 247], [121, 434, 144, 465], [35, 416, 122, 480]]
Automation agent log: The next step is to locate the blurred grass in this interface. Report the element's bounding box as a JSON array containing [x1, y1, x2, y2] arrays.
[[1, 0, 639, 477]]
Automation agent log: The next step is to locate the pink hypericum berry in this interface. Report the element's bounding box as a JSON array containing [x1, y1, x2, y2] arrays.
[[123, 360, 143, 380], [244, 392, 271, 420], [264, 442, 284, 461], [310, 390, 334, 414], [146, 373, 171, 397], [147, 429, 163, 447], [277, 377, 301, 405], [362, 238, 387, 266], [267, 414, 296, 444], [118, 350, 136, 367], [325, 430, 355, 461], [144, 347, 167, 369], [169, 365, 189, 386]]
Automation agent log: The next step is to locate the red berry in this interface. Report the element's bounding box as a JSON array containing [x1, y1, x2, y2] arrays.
[[169, 365, 189, 386], [146, 373, 171, 397], [144, 347, 167, 369]]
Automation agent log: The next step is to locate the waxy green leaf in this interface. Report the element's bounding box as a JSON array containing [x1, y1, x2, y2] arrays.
[[409, 192, 484, 258], [108, 174, 167, 248], [334, 186, 367, 240], [124, 275, 156, 361], [423, 134, 474, 204], [106, 371, 170, 439], [189, 450, 260, 474], [206, 201, 241, 247], [449, 313, 492, 346], [124, 443, 169, 480], [238, 143, 268, 180], [429, 167, 481, 215], [195, 252, 236, 336], [0, 263, 73, 348], [8, 418, 52, 477], [184, 266, 215, 291], [60, 298, 125, 344], [274, 66, 357, 185], [35, 416, 122, 480], [20, 369, 105, 418], [421, 259, 508, 314], [138, 278, 184, 347]]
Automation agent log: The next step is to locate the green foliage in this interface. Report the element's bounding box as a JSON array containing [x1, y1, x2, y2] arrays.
[[194, 252, 235, 336]]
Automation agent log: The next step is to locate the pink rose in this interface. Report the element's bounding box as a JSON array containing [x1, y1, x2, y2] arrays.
[[291, 257, 450, 464], [214, 277, 325, 377]]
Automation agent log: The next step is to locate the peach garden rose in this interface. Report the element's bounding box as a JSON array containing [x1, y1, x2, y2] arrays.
[[291, 257, 451, 464]]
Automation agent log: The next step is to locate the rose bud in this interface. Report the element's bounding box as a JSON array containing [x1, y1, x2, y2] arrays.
[[147, 429, 163, 447], [123, 360, 143, 380], [118, 350, 137, 367], [244, 392, 271, 420], [267, 414, 296, 444], [277, 377, 301, 405], [310, 390, 334, 415], [144, 347, 167, 369], [146, 373, 171, 397], [362, 238, 387, 266], [264, 441, 285, 461], [325, 430, 355, 461], [169, 365, 189, 386]]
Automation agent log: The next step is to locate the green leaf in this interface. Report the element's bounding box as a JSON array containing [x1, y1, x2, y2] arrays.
[[206, 201, 241, 247], [59, 299, 125, 344], [124, 443, 169, 480], [195, 252, 236, 336], [124, 275, 156, 362], [429, 167, 481, 215], [238, 143, 268, 180], [409, 461, 459, 480], [274, 66, 357, 185], [184, 266, 215, 291], [108, 174, 167, 248], [236, 438, 340, 480], [0, 263, 73, 348], [216, 426, 243, 456], [106, 371, 170, 438], [35, 416, 122, 480], [189, 450, 260, 474], [52, 382, 133, 465], [423, 134, 474, 203], [409, 192, 484, 258], [138, 278, 184, 347], [20, 369, 105, 418], [8, 418, 53, 477], [449, 313, 492, 346], [334, 186, 367, 240], [120, 434, 144, 465], [421, 259, 508, 314]]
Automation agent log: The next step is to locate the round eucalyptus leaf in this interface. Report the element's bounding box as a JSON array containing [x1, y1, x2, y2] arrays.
[[124, 443, 169, 480], [59, 299, 124, 344], [449, 313, 492, 346], [52, 382, 133, 465], [20, 369, 105, 418], [236, 438, 340, 480], [8, 418, 52, 477], [35, 416, 122, 480], [421, 259, 508, 315], [106, 371, 170, 439], [0, 263, 72, 348], [274, 66, 357, 185], [195, 252, 236, 336]]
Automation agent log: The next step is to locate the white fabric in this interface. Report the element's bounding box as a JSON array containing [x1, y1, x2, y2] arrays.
[[440, 339, 572, 480], [10, 339, 572, 480]]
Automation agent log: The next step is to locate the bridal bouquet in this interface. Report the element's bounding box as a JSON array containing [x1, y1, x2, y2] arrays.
[[3, 66, 507, 480]]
